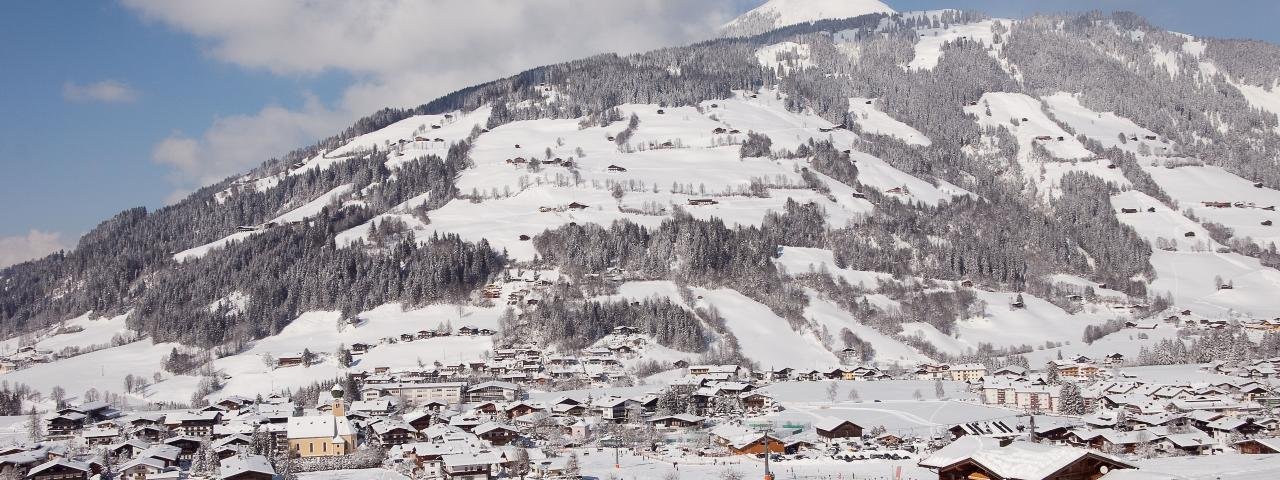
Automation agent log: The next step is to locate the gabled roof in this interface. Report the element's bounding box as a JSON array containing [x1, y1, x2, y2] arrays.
[[218, 454, 275, 480], [943, 441, 1134, 480], [918, 436, 1002, 469], [28, 458, 90, 476]]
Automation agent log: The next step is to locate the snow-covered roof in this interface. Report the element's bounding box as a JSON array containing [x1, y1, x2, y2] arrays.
[[918, 436, 1003, 469], [960, 442, 1133, 479], [218, 454, 275, 480], [27, 458, 90, 476], [287, 414, 355, 439]]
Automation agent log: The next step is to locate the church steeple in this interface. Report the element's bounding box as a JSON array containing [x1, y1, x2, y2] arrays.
[[330, 384, 346, 417]]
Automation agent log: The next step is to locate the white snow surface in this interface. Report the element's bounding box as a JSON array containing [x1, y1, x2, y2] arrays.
[[270, 184, 353, 224], [848, 97, 931, 146], [755, 41, 812, 75], [968, 92, 1127, 199], [721, 0, 895, 36], [693, 287, 839, 368]]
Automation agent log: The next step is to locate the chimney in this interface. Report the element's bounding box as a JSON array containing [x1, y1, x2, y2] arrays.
[[331, 384, 346, 417]]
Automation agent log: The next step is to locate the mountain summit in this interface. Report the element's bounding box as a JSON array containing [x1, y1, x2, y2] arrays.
[[721, 0, 896, 37]]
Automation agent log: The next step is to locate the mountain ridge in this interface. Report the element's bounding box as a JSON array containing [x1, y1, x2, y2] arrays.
[[3, 7, 1280, 405]]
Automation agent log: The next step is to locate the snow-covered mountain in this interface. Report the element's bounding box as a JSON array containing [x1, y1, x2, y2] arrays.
[[4, 4, 1280, 406], [721, 0, 896, 37]]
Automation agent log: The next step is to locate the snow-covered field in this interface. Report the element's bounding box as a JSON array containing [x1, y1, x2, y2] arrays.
[[848, 97, 931, 146], [694, 287, 840, 368]]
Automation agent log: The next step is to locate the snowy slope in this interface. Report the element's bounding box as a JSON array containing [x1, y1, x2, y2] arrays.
[[692, 287, 839, 368], [172, 231, 260, 262], [1041, 92, 1167, 155], [1111, 190, 1221, 251], [907, 19, 1002, 71], [721, 0, 895, 37], [803, 291, 932, 365], [755, 42, 813, 75], [270, 184, 353, 224], [952, 290, 1116, 350], [848, 97, 931, 146], [1140, 164, 1280, 247], [968, 92, 1129, 198]]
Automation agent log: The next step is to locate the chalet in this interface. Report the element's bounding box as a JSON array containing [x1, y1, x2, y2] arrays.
[[1184, 231, 1196, 237], [729, 129, 741, 134], [885, 186, 906, 195], [371, 420, 417, 446], [27, 459, 91, 480], [740, 392, 775, 412], [406, 410, 435, 431], [1144, 135, 1157, 140], [474, 422, 520, 446], [117, 457, 173, 480], [276, 354, 304, 368], [1147, 207, 1156, 212], [1034, 135, 1053, 141], [648, 414, 704, 430], [164, 435, 204, 460], [441, 452, 500, 479], [218, 454, 275, 480], [46, 412, 87, 438], [1264, 220, 1273, 226], [656, 109, 665, 114], [712, 127, 727, 134], [165, 411, 222, 437], [1202, 201, 1232, 208], [1107, 164, 1118, 169], [1236, 437, 1280, 454], [567, 202, 589, 210], [687, 198, 719, 206], [728, 434, 785, 455], [213, 435, 252, 459], [1255, 182, 1265, 188], [1120, 208, 1139, 214], [606, 164, 628, 172], [813, 418, 862, 440], [83, 426, 120, 445], [930, 441, 1133, 480]]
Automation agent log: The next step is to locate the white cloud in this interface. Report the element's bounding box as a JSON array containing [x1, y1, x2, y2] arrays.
[[0, 230, 67, 268], [122, 0, 739, 195], [62, 80, 140, 103], [151, 94, 344, 191]]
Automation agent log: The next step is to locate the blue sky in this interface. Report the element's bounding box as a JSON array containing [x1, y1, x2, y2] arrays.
[[1, 0, 1277, 267]]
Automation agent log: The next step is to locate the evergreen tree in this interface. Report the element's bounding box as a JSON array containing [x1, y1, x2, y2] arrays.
[[1059, 382, 1085, 415]]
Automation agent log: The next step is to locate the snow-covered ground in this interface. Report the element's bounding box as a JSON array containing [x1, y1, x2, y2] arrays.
[[950, 290, 1116, 352], [968, 92, 1129, 198], [908, 19, 1003, 71], [848, 97, 931, 146], [693, 287, 840, 369], [756, 41, 812, 75], [172, 230, 260, 262], [270, 184, 354, 224], [721, 0, 896, 36]]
